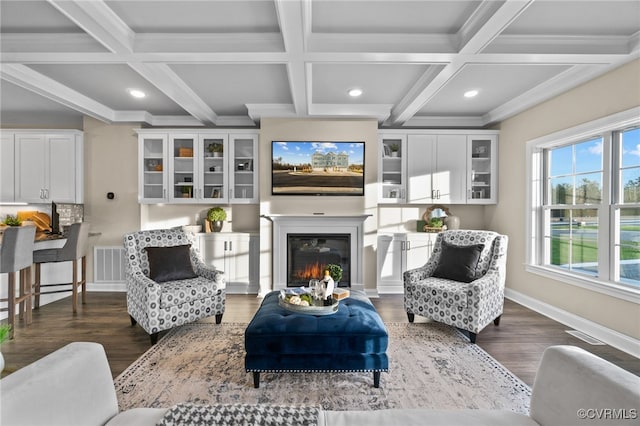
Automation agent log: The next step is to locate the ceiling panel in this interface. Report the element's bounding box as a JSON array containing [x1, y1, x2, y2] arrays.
[[27, 64, 187, 115], [105, 0, 280, 33], [503, 1, 640, 36], [312, 63, 430, 104], [1, 80, 80, 113], [0, 0, 83, 33], [170, 64, 292, 116], [0, 80, 84, 128], [417, 64, 572, 116], [312, 0, 480, 34]]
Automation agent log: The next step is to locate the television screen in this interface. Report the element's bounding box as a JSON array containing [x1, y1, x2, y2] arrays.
[[272, 141, 365, 196]]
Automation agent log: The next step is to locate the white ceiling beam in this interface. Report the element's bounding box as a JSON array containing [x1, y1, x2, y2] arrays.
[[389, 0, 535, 126], [47, 0, 134, 54], [0, 33, 105, 54], [246, 104, 297, 123], [458, 0, 535, 54], [0, 51, 292, 64], [127, 63, 218, 126], [307, 33, 457, 54], [4, 48, 632, 66], [275, 0, 308, 116], [402, 115, 486, 128], [0, 63, 115, 123], [134, 33, 284, 54], [309, 104, 392, 123], [487, 35, 633, 55]]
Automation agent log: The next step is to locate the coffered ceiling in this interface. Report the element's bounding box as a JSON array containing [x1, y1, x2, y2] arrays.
[[1, 0, 638, 128]]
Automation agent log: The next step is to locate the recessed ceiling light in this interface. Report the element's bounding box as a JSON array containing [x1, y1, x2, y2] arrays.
[[348, 88, 363, 97], [128, 89, 146, 98], [464, 90, 479, 98]]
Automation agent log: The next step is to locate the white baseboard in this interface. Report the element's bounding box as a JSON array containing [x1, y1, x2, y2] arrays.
[[376, 285, 404, 295], [505, 288, 640, 358], [365, 288, 380, 298], [87, 282, 126, 292]]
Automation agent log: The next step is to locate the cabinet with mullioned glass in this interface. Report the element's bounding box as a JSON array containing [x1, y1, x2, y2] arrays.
[[136, 130, 258, 204]]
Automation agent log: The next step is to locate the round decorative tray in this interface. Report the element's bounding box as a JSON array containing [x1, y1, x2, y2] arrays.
[[278, 294, 339, 316]]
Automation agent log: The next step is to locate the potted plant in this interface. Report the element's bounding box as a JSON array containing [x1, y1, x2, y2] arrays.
[[207, 207, 227, 232], [181, 186, 191, 198], [389, 144, 400, 157], [0, 323, 10, 372], [209, 143, 224, 157], [428, 217, 443, 228], [2, 215, 21, 226], [324, 264, 343, 284]]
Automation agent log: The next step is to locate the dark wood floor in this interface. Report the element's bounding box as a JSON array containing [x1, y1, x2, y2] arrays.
[[1, 292, 638, 386]]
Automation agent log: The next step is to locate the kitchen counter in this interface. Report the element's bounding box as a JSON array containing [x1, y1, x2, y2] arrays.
[[0, 226, 101, 244]]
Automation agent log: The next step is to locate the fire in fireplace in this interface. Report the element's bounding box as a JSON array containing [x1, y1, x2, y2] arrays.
[[287, 233, 350, 287]]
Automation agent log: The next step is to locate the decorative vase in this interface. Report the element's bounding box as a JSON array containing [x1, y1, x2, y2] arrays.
[[443, 215, 460, 230], [210, 220, 223, 232], [323, 270, 334, 300]]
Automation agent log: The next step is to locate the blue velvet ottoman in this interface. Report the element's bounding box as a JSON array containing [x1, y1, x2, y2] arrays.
[[245, 290, 388, 388]]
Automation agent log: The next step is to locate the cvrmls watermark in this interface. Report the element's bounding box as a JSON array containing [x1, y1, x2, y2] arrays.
[[577, 408, 637, 420]]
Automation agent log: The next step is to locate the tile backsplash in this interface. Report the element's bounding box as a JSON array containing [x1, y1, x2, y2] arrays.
[[56, 203, 84, 227]]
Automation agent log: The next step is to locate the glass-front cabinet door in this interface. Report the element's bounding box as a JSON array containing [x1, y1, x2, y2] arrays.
[[378, 134, 407, 203], [139, 134, 168, 203], [169, 134, 198, 203], [199, 134, 229, 203], [467, 135, 497, 204], [229, 134, 258, 203]]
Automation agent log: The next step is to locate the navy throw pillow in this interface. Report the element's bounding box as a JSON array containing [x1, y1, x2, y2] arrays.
[[432, 240, 485, 283], [145, 245, 197, 283]]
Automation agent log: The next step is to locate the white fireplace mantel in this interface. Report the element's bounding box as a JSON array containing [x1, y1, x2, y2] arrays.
[[263, 214, 371, 291]]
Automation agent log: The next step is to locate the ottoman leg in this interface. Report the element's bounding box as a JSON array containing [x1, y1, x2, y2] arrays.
[[373, 371, 381, 388], [253, 372, 260, 388]]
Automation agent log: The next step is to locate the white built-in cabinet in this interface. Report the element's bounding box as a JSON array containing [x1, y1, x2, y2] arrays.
[[197, 232, 260, 294], [378, 130, 498, 205], [136, 129, 258, 204], [377, 232, 436, 293], [0, 130, 83, 204]]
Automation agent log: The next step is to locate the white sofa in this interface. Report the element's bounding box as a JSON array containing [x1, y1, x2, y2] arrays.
[[1, 342, 638, 426]]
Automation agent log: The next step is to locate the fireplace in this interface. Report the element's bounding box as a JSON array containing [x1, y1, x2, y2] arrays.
[[287, 234, 350, 287], [266, 214, 370, 291]]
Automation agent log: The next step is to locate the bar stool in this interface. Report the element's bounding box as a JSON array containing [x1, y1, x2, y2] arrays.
[[33, 223, 90, 314], [0, 226, 36, 339]]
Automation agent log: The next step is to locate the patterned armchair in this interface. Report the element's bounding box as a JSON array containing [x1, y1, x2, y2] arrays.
[[123, 228, 225, 344], [403, 230, 508, 343]]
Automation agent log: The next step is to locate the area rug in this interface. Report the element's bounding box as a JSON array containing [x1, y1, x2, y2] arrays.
[[114, 322, 531, 413]]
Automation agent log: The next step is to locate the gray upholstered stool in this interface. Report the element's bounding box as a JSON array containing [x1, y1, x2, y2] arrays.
[[33, 223, 89, 314], [1, 226, 36, 339]]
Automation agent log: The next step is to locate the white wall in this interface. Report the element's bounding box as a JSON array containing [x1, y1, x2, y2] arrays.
[[487, 59, 640, 340], [82, 117, 140, 286], [259, 118, 379, 295]]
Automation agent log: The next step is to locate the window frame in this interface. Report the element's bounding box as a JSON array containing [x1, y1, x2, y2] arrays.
[[526, 107, 640, 303]]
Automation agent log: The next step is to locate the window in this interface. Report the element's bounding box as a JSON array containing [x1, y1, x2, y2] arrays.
[[527, 108, 640, 301]]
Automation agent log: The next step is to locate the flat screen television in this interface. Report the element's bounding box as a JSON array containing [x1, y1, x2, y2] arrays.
[[272, 141, 365, 196]]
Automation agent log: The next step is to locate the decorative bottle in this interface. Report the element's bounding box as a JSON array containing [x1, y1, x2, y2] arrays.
[[322, 269, 335, 304]]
